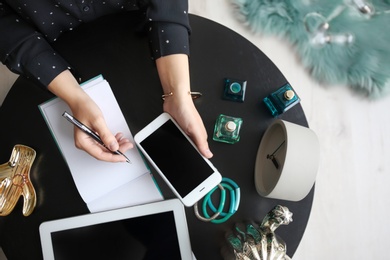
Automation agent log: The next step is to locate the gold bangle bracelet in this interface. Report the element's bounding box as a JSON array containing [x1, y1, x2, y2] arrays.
[[161, 91, 202, 100], [161, 92, 174, 100]]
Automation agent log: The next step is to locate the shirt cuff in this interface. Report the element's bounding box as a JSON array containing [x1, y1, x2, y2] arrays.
[[4, 34, 72, 87], [148, 22, 190, 60], [25, 49, 71, 87]]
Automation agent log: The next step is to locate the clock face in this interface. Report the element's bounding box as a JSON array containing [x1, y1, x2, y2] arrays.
[[254, 119, 320, 201], [254, 121, 287, 196]]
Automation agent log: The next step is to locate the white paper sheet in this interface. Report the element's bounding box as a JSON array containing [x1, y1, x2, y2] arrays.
[[87, 173, 162, 212], [39, 75, 163, 212]]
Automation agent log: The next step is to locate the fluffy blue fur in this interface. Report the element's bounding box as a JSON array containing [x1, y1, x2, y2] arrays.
[[232, 0, 390, 98]]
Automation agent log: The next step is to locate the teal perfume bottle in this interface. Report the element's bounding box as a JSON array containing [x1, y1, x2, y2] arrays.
[[223, 78, 247, 102], [213, 114, 243, 144], [263, 83, 300, 117]]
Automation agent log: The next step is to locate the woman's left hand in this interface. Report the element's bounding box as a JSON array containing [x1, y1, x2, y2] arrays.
[[163, 92, 213, 158], [156, 54, 213, 158]]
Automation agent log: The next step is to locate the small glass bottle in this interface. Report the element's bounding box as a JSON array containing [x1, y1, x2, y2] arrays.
[[213, 114, 243, 144], [263, 83, 300, 117], [222, 78, 247, 102]]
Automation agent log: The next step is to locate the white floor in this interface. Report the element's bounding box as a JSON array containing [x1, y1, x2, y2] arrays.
[[1, 1, 389, 259]]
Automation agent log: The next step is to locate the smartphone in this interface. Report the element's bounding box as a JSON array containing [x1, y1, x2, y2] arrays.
[[134, 113, 222, 207]]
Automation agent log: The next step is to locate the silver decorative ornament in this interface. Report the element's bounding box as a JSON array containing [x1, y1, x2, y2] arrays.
[[223, 205, 293, 260]]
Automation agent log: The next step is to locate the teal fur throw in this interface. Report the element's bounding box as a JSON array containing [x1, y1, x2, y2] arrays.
[[232, 0, 390, 98]]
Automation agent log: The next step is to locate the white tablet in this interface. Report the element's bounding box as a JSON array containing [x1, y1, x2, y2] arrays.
[[134, 112, 222, 207], [39, 199, 193, 260]]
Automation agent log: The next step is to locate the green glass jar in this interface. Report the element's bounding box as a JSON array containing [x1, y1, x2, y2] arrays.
[[213, 114, 243, 144], [263, 83, 300, 117], [223, 78, 247, 102]]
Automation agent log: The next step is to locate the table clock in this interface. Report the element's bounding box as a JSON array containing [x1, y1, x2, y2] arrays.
[[254, 120, 320, 201]]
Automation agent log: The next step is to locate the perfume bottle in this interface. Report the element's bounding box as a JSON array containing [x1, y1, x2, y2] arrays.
[[263, 83, 300, 117], [223, 78, 247, 102], [213, 114, 243, 144]]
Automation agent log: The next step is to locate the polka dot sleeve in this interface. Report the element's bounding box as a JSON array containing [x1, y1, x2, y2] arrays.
[[0, 1, 70, 87], [146, 0, 191, 60], [9, 38, 71, 87], [148, 22, 190, 59], [0, 0, 191, 86]]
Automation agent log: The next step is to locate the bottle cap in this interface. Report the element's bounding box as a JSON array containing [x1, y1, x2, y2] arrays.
[[284, 90, 295, 100], [225, 121, 237, 132]]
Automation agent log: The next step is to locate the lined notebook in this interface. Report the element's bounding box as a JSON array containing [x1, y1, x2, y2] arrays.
[[39, 75, 163, 212]]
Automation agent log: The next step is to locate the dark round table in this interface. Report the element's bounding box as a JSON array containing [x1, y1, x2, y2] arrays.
[[0, 13, 313, 259]]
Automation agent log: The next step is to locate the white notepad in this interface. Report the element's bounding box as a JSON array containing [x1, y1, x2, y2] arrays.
[[39, 75, 163, 212]]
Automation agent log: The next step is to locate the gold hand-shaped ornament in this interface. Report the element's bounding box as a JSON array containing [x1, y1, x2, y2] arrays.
[[0, 145, 37, 216]]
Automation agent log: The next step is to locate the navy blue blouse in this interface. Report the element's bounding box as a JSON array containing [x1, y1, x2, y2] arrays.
[[0, 0, 191, 87]]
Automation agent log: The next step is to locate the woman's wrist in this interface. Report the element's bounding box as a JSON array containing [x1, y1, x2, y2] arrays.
[[47, 69, 91, 108], [156, 54, 191, 94], [162, 89, 195, 101]]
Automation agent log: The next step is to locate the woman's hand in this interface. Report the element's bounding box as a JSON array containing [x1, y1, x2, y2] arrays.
[[69, 96, 133, 162], [156, 54, 213, 158], [163, 92, 213, 159], [48, 70, 133, 162]]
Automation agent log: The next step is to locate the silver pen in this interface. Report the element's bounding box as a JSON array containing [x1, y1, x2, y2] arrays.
[[62, 111, 131, 164]]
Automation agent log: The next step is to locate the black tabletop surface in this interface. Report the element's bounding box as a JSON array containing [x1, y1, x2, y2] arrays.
[[0, 13, 313, 259]]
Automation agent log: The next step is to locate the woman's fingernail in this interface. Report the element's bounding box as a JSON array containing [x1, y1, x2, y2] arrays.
[[109, 142, 118, 151]]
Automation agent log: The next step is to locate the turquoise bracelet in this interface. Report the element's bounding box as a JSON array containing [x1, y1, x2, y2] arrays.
[[194, 177, 240, 224], [194, 184, 225, 222]]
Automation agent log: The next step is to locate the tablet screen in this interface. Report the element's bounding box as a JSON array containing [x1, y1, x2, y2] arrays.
[[50, 211, 180, 260], [139, 120, 214, 197]]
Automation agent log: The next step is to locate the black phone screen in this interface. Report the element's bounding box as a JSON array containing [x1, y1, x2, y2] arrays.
[[51, 211, 180, 260], [140, 120, 214, 197]]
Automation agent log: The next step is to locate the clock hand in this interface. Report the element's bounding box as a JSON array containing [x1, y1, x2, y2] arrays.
[[267, 141, 286, 169]]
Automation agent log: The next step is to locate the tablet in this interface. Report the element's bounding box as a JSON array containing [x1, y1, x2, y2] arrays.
[[39, 199, 193, 260], [134, 113, 222, 207]]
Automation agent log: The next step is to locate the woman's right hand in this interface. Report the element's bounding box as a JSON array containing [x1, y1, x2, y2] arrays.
[[48, 70, 133, 162]]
